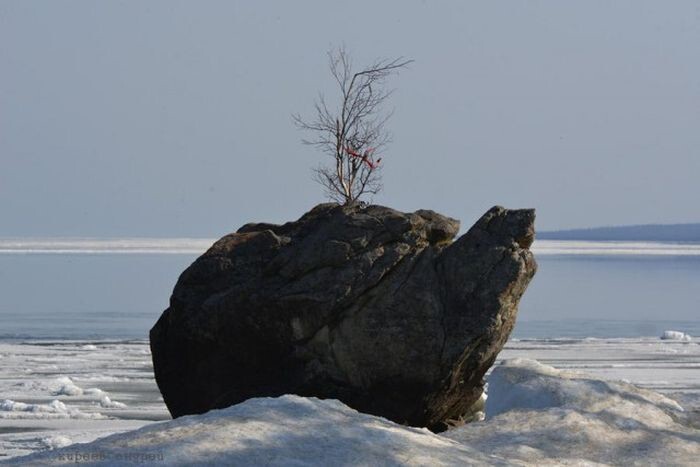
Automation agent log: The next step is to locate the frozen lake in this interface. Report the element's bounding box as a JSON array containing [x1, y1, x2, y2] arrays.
[[1, 337, 698, 460], [0, 239, 698, 340], [0, 239, 698, 459]]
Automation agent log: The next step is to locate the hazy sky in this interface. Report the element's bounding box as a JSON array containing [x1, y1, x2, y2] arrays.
[[2, 1, 699, 237]]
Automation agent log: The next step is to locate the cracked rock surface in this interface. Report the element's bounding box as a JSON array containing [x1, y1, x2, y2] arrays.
[[150, 203, 537, 431]]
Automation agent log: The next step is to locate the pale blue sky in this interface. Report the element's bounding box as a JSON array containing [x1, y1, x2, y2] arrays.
[[2, 1, 699, 237]]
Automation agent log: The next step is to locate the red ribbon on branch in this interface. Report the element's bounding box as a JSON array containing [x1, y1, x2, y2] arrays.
[[345, 146, 381, 169]]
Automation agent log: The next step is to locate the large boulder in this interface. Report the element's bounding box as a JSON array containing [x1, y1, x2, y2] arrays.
[[150, 203, 536, 431]]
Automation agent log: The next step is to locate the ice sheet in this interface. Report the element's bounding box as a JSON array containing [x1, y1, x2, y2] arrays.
[[8, 362, 700, 466], [0, 340, 169, 459], [2, 337, 699, 462]]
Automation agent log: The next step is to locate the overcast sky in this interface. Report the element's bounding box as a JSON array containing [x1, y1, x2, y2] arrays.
[[2, 1, 699, 237]]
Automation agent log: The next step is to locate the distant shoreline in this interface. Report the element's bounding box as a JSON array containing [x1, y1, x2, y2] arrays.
[[538, 223, 700, 242], [532, 239, 700, 256]]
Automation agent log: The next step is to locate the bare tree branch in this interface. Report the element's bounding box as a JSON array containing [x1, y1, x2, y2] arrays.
[[294, 46, 412, 205]]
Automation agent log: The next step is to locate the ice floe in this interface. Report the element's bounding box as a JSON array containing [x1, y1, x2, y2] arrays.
[[41, 436, 73, 450], [0, 399, 106, 420], [0, 341, 169, 458], [532, 240, 700, 256], [0, 238, 213, 255], [51, 377, 86, 396], [46, 376, 105, 397], [661, 330, 692, 341], [99, 397, 127, 409]]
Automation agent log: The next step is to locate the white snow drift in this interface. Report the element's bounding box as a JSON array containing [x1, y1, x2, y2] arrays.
[[8, 395, 499, 466], [661, 330, 692, 341], [9, 358, 699, 466], [445, 358, 700, 465]]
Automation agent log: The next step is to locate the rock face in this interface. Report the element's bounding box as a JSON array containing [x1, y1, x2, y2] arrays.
[[150, 204, 536, 431]]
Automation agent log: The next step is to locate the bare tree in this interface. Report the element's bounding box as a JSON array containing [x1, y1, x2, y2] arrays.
[[293, 47, 412, 205]]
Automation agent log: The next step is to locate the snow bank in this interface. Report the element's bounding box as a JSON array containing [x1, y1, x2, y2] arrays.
[[484, 358, 684, 416], [445, 358, 699, 465], [661, 330, 692, 341], [8, 395, 503, 466]]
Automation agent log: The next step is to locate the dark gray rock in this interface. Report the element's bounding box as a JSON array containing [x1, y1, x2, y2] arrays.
[[150, 203, 536, 431]]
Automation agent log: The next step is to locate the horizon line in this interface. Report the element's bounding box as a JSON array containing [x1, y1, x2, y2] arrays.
[[0, 238, 699, 256]]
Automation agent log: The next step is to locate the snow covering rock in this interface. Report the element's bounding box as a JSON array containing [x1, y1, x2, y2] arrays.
[[661, 330, 692, 341], [444, 359, 700, 465]]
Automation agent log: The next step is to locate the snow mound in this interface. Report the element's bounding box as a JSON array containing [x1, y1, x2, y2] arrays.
[[51, 377, 84, 396], [661, 330, 692, 341], [41, 436, 73, 449], [50, 376, 107, 398], [0, 399, 106, 420], [8, 395, 504, 466], [445, 358, 699, 465], [99, 396, 127, 409], [84, 388, 107, 397], [485, 358, 684, 416]]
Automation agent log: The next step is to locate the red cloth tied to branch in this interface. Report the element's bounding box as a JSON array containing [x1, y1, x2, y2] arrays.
[[345, 146, 381, 169]]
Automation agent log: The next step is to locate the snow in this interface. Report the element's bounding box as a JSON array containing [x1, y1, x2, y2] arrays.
[[444, 359, 700, 465], [51, 377, 85, 396], [498, 336, 700, 397], [485, 358, 685, 417], [0, 399, 106, 420], [99, 397, 127, 409], [8, 359, 700, 466], [50, 376, 108, 397], [41, 436, 73, 450], [661, 330, 692, 341], [532, 240, 700, 256], [6, 395, 502, 466], [8, 238, 699, 256], [2, 339, 699, 464], [0, 340, 169, 458], [0, 238, 213, 255]]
